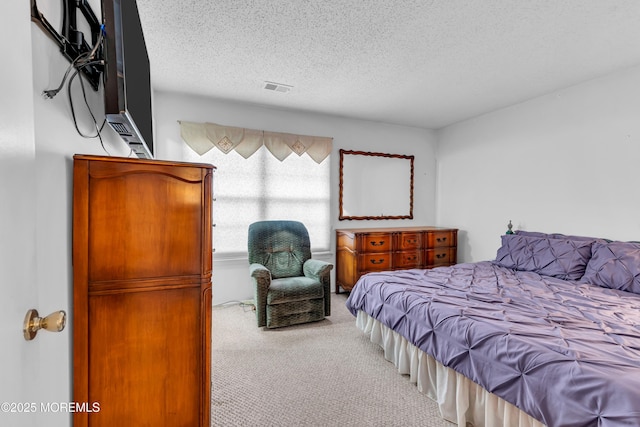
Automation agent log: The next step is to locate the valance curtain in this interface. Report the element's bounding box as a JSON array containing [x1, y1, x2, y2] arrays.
[[179, 121, 333, 164]]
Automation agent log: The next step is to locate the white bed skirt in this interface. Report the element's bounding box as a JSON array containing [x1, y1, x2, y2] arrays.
[[355, 311, 546, 427]]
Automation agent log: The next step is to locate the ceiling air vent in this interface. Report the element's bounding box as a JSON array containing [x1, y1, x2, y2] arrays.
[[264, 81, 293, 93]]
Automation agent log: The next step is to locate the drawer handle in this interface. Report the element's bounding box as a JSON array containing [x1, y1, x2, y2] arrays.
[[370, 259, 385, 264], [370, 241, 385, 246], [437, 237, 447, 243], [407, 256, 417, 261], [436, 253, 447, 259]]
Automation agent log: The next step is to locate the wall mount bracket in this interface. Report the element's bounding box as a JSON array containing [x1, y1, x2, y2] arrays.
[[31, 0, 103, 90]]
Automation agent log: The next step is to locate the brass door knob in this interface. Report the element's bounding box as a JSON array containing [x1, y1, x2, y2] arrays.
[[23, 309, 66, 341]]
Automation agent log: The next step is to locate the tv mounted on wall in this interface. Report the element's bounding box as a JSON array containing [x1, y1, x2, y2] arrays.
[[102, 0, 154, 159], [32, 0, 154, 158]]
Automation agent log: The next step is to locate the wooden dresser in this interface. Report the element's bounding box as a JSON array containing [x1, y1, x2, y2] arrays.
[[335, 226, 458, 293], [73, 155, 214, 426]]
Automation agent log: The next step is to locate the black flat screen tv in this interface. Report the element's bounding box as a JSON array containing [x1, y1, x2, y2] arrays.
[[102, 0, 154, 159]]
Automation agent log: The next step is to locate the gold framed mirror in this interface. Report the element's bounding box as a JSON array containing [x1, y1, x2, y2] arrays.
[[339, 149, 414, 220]]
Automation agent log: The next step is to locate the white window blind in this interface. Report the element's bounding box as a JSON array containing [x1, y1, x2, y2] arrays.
[[181, 144, 331, 255]]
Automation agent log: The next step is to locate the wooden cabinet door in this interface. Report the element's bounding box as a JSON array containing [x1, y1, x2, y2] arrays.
[[88, 288, 201, 426], [73, 155, 213, 426]]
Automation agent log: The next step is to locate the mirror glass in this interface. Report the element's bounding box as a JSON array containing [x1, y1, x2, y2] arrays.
[[339, 150, 414, 220]]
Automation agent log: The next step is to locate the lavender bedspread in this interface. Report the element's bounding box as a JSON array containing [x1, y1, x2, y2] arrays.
[[345, 261, 640, 427]]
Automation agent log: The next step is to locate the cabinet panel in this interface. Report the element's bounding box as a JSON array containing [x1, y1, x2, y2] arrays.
[[88, 288, 201, 426], [336, 248, 357, 289], [337, 232, 355, 250], [88, 167, 204, 282]]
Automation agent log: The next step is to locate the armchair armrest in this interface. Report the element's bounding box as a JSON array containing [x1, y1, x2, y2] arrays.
[[250, 263, 271, 327], [250, 263, 271, 280], [304, 259, 333, 317], [303, 259, 333, 280]]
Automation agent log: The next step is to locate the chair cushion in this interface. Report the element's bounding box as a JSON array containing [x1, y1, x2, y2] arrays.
[[248, 221, 311, 279], [265, 250, 306, 279], [267, 277, 324, 305], [266, 298, 325, 328]]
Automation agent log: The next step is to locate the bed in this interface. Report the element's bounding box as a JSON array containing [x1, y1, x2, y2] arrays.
[[345, 230, 640, 427]]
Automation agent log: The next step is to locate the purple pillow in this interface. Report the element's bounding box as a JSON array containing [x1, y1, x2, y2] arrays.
[[514, 230, 549, 238], [582, 241, 640, 294], [494, 234, 593, 280], [516, 230, 606, 243]]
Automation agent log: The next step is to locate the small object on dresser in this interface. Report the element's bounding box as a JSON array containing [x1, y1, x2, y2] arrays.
[[506, 220, 514, 234]]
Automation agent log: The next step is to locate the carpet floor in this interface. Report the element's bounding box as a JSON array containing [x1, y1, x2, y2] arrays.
[[211, 293, 454, 427]]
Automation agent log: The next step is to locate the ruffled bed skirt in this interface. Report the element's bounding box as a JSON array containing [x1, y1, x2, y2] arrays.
[[355, 311, 546, 427]]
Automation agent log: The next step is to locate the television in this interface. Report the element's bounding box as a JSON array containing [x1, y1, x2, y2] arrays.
[[102, 0, 154, 159]]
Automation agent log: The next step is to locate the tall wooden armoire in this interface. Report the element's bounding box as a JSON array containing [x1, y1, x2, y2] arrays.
[[72, 155, 214, 426]]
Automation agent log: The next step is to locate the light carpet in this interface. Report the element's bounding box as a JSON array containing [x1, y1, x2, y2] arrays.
[[211, 293, 454, 427]]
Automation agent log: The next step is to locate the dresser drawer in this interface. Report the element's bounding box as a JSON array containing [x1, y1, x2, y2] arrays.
[[425, 247, 456, 266], [394, 250, 421, 268], [360, 252, 393, 271], [361, 233, 393, 253], [426, 231, 455, 248], [396, 232, 422, 250]]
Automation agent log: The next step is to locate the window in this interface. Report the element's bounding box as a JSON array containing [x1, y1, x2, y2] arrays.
[[181, 144, 331, 255]]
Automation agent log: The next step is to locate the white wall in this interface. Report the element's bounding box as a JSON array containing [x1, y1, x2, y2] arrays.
[[0, 2, 39, 426], [436, 64, 640, 263], [154, 92, 438, 304]]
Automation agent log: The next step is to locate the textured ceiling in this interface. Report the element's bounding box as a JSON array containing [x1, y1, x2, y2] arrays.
[[136, 0, 640, 129]]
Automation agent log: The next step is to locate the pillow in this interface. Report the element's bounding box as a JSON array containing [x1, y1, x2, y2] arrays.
[[514, 230, 548, 238], [494, 234, 593, 280], [516, 230, 607, 243], [582, 241, 640, 294]]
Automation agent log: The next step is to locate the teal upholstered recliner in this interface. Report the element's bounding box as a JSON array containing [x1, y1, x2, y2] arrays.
[[248, 220, 332, 328]]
